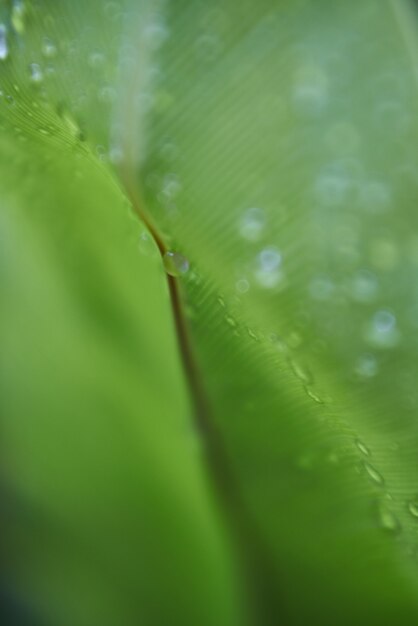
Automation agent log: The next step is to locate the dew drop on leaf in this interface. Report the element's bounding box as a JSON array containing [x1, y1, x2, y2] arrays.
[[109, 146, 124, 165], [163, 251, 190, 277], [292, 64, 329, 117], [408, 498, 418, 519], [239, 208, 265, 242], [355, 439, 371, 457], [224, 314, 237, 329], [349, 270, 378, 303], [355, 353, 378, 378], [246, 327, 259, 342], [365, 310, 401, 349], [377, 502, 401, 534], [364, 462, 385, 486], [305, 387, 325, 404], [235, 278, 250, 294], [254, 246, 283, 289], [0, 24, 9, 61], [289, 359, 313, 385], [29, 63, 43, 84], [138, 232, 158, 258], [42, 37, 57, 59]]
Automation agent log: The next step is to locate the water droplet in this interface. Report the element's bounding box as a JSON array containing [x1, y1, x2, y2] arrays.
[[255, 246, 283, 289], [160, 173, 182, 203], [109, 146, 124, 165], [259, 247, 281, 271], [355, 353, 378, 378], [315, 165, 351, 206], [305, 387, 325, 404], [355, 439, 371, 457], [239, 208, 265, 242], [289, 360, 312, 385], [29, 63, 43, 84], [236, 278, 250, 294], [163, 251, 189, 277], [247, 327, 259, 342], [408, 497, 418, 518], [364, 462, 384, 486], [378, 502, 401, 533], [42, 38, 57, 59], [407, 497, 418, 519], [11, 1, 26, 34], [377, 501, 401, 533], [0, 25, 8, 61], [138, 231, 157, 258], [365, 310, 400, 349], [292, 65, 328, 117], [57, 105, 84, 140], [225, 314, 237, 329], [272, 335, 289, 354], [349, 270, 378, 303], [217, 296, 225, 308]]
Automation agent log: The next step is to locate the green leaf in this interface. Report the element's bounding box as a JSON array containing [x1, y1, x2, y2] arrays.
[[2, 0, 418, 624], [0, 98, 242, 626]]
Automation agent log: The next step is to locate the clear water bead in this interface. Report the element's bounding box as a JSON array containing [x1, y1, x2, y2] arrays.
[[236, 278, 250, 294], [292, 65, 329, 117], [255, 246, 283, 289], [163, 251, 189, 277], [29, 63, 43, 83], [42, 38, 57, 58], [289, 359, 313, 385], [349, 270, 378, 303], [355, 439, 370, 457], [364, 462, 384, 486], [377, 502, 401, 534], [239, 208, 265, 242], [408, 498, 418, 518], [355, 354, 378, 378], [138, 232, 157, 258], [0, 25, 8, 61], [365, 310, 400, 349]]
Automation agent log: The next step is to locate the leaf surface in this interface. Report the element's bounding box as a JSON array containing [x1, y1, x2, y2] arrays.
[[2, 0, 418, 624]]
